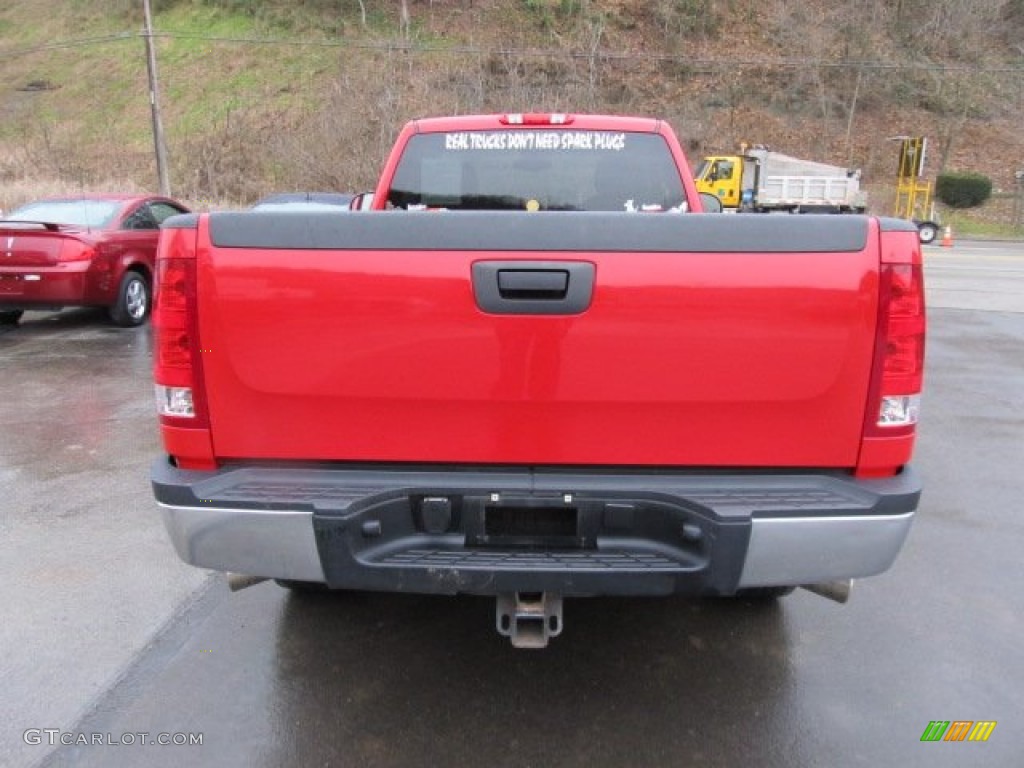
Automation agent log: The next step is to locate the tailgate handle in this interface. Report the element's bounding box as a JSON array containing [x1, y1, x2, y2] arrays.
[[497, 269, 568, 298], [473, 261, 594, 315]]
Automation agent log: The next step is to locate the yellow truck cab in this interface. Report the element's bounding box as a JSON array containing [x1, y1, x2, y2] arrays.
[[694, 156, 742, 209]]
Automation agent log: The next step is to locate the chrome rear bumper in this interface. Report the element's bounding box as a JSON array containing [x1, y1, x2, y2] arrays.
[[154, 460, 919, 594]]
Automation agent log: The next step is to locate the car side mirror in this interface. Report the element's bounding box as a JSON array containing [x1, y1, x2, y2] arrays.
[[699, 192, 723, 213]]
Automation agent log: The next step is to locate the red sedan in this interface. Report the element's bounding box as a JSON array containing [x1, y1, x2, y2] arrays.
[[0, 194, 189, 327]]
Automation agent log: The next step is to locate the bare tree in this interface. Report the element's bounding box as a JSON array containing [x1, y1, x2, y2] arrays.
[[586, 15, 604, 107], [400, 0, 411, 39]]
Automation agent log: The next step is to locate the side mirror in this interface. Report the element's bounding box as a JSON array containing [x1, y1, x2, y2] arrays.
[[698, 192, 723, 213], [350, 192, 375, 211]]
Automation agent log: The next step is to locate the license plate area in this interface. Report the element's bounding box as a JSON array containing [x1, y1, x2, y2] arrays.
[[486, 505, 577, 537], [470, 498, 589, 549]]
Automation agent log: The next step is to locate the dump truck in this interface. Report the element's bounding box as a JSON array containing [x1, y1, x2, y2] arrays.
[[695, 146, 867, 214]]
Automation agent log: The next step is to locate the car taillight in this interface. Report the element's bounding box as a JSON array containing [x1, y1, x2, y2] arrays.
[[152, 218, 215, 469], [60, 244, 96, 262]]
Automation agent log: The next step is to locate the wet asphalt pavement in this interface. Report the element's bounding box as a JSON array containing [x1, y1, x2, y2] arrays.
[[3, 242, 1023, 767]]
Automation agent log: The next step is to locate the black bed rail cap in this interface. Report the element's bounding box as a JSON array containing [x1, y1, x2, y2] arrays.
[[208, 210, 871, 254]]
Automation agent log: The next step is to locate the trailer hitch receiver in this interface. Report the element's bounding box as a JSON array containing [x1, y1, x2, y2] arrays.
[[496, 592, 563, 649]]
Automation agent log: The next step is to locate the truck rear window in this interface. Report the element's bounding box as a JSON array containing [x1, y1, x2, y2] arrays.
[[387, 131, 686, 212]]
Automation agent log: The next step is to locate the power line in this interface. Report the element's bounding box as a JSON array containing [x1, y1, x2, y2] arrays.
[[1, 29, 1022, 76], [0, 33, 136, 58], [151, 33, 1024, 74]]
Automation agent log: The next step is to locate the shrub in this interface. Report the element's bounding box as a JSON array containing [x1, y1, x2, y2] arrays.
[[935, 172, 993, 209]]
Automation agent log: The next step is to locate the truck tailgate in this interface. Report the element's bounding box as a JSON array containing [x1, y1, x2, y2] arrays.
[[195, 212, 878, 467]]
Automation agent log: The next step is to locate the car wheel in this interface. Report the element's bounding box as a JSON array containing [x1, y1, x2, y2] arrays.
[[917, 222, 938, 244], [108, 270, 151, 327], [0, 310, 23, 325]]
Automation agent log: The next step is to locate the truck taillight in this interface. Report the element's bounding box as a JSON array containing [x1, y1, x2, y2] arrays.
[[152, 237, 208, 430], [869, 262, 925, 434], [153, 221, 215, 469], [857, 227, 926, 476]]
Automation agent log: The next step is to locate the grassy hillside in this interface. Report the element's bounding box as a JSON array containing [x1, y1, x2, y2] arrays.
[[1, 0, 1022, 230]]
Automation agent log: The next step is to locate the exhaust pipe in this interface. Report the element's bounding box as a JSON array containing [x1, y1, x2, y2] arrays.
[[801, 579, 853, 604], [226, 573, 268, 592]]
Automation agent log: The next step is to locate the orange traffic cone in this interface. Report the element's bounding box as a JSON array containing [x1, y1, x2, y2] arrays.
[[940, 225, 953, 247]]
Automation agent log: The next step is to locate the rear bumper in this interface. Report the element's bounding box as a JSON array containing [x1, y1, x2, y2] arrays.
[[0, 262, 104, 310], [152, 460, 920, 596]]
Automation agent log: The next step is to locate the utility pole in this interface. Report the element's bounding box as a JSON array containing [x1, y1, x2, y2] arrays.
[[1015, 170, 1023, 229], [143, 0, 171, 196]]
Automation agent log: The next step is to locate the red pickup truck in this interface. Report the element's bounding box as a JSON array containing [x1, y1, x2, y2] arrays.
[[151, 114, 924, 647]]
